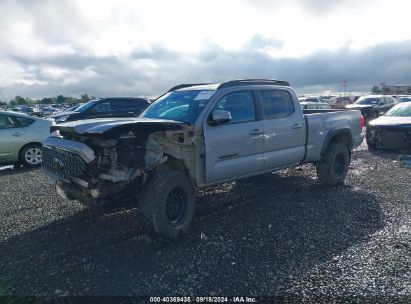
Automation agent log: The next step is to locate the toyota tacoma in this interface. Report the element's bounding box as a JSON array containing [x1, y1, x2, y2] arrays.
[[42, 79, 364, 239]]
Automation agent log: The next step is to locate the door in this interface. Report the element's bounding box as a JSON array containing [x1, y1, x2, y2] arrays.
[[259, 89, 306, 170], [0, 114, 29, 162], [203, 90, 265, 183]]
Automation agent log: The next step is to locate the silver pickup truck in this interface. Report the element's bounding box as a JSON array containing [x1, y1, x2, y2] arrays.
[[42, 79, 363, 239]]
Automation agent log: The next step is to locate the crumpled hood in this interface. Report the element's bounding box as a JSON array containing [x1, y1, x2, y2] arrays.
[[51, 117, 184, 135], [369, 116, 411, 128]]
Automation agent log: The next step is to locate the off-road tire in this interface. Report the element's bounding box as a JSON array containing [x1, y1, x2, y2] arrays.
[[20, 144, 42, 168], [316, 142, 350, 186], [139, 170, 195, 240]]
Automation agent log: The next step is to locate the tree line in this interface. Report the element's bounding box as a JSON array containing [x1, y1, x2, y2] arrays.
[[1, 94, 96, 107]]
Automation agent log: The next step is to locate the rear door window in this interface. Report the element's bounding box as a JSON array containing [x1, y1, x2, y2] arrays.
[[260, 90, 295, 119], [12, 116, 34, 127], [93, 100, 112, 113], [111, 100, 137, 111]]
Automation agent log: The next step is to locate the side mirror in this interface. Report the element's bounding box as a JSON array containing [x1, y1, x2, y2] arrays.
[[210, 110, 232, 125]]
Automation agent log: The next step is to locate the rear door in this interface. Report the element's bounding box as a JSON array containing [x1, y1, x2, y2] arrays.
[[259, 89, 306, 170], [203, 90, 265, 183]]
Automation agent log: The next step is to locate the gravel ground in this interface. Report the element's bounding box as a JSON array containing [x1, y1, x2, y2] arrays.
[[0, 142, 410, 302]]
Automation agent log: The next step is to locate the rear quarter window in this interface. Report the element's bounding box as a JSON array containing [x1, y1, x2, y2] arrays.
[[13, 116, 34, 127]]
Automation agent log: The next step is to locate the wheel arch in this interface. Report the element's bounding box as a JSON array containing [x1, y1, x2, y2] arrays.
[[18, 142, 43, 161], [320, 128, 353, 157]]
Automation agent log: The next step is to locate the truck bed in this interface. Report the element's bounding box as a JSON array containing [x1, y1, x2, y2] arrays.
[[303, 109, 363, 162]]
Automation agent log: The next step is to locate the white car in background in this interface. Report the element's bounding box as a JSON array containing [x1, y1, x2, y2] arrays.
[[300, 102, 331, 110], [0, 111, 53, 167], [329, 96, 354, 109]]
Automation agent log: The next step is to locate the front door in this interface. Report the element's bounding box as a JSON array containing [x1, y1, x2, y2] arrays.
[[203, 90, 265, 183]]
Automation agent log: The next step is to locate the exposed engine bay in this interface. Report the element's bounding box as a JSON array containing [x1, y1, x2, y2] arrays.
[[42, 119, 201, 206]]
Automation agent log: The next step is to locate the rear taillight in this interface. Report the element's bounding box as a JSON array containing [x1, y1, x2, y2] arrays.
[[360, 115, 365, 130]]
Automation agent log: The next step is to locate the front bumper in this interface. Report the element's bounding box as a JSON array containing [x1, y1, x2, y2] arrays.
[[368, 127, 411, 150]]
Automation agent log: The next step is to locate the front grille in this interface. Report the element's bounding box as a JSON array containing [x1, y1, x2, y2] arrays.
[[42, 146, 87, 181], [379, 129, 411, 149]]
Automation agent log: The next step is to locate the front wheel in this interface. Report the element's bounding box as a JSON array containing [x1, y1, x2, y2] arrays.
[[138, 170, 195, 240], [20, 144, 42, 168], [316, 142, 350, 186]]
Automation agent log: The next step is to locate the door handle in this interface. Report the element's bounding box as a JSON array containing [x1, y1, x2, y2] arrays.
[[249, 129, 263, 135], [12, 132, 23, 137], [291, 123, 303, 129]]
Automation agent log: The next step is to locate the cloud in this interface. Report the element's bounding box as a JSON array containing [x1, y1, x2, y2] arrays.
[[240, 0, 369, 15], [0, 0, 411, 100], [1, 36, 411, 99]]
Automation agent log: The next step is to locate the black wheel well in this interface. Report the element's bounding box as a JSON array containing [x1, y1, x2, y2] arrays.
[[330, 132, 352, 149], [164, 155, 186, 172], [322, 131, 352, 157]]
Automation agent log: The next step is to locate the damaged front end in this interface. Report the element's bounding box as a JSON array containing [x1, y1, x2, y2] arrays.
[[42, 119, 187, 206], [367, 125, 411, 150]]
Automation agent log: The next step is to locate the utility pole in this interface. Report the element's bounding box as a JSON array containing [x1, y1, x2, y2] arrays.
[[341, 80, 347, 96]]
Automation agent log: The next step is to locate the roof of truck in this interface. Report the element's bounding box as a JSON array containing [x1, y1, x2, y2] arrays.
[[171, 79, 290, 92]]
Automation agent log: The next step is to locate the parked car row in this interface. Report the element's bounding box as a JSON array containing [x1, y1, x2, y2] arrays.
[[2, 87, 410, 170], [0, 97, 151, 168]]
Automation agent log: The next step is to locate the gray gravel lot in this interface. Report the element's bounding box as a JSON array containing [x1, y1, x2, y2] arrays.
[[0, 142, 410, 302]]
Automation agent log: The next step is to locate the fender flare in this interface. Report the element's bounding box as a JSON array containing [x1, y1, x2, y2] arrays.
[[320, 128, 353, 156]]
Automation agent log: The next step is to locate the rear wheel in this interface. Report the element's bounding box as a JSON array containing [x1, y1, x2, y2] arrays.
[[316, 142, 350, 186], [20, 144, 42, 168], [139, 170, 195, 240]]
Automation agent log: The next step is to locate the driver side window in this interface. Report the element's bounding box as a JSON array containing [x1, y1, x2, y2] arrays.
[[213, 91, 256, 124]]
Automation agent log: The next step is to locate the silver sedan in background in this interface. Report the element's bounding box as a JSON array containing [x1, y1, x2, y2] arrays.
[[0, 111, 53, 167]]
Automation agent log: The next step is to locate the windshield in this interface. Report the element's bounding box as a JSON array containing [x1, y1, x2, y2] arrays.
[[74, 100, 98, 112], [384, 104, 411, 117], [355, 97, 380, 105], [142, 90, 216, 123], [398, 97, 411, 102]]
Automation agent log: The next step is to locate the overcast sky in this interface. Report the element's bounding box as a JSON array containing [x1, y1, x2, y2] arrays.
[[0, 0, 410, 100]]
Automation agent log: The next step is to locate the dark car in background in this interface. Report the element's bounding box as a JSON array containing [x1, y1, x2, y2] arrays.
[[345, 95, 396, 121], [366, 103, 411, 150], [52, 97, 150, 123]]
